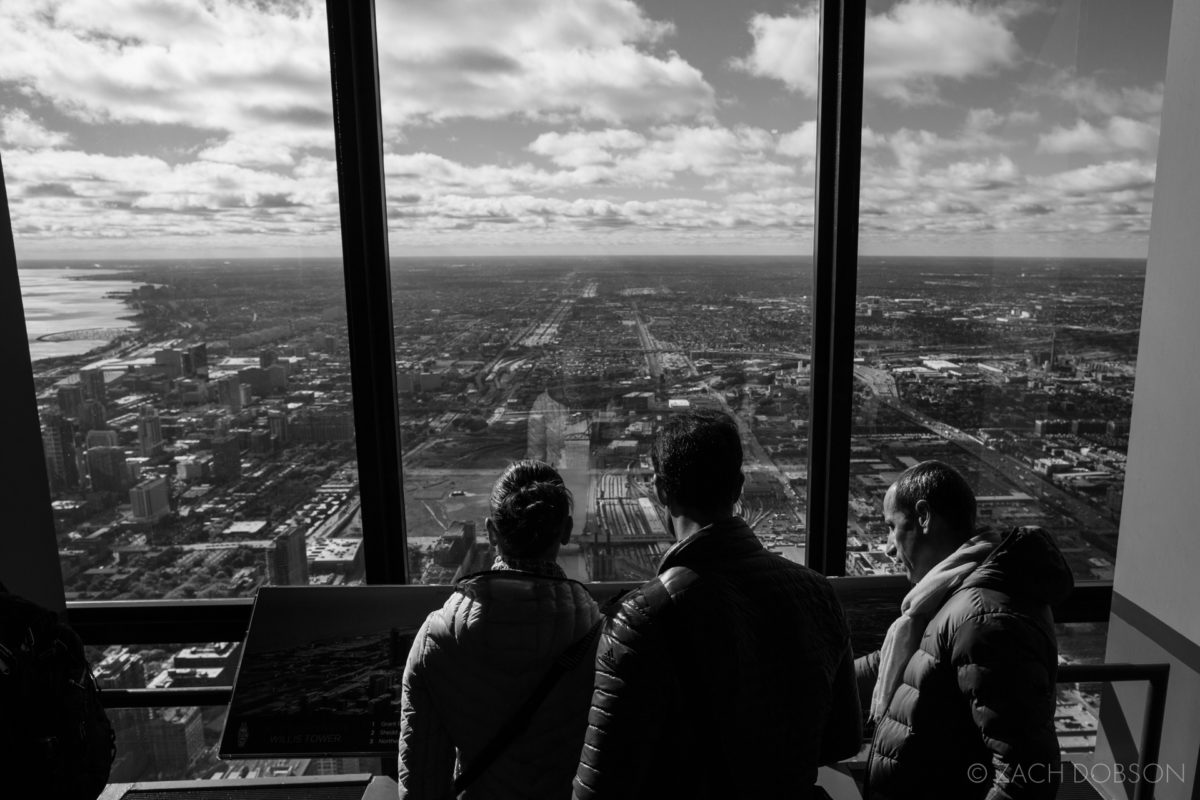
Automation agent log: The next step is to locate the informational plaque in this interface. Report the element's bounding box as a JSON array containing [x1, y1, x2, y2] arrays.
[[221, 585, 454, 758]]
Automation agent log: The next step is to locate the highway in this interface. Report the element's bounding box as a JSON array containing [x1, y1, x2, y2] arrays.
[[853, 367, 1118, 540], [630, 302, 662, 380]]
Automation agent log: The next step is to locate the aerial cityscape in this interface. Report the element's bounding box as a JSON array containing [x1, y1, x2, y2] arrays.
[[29, 254, 1136, 594]]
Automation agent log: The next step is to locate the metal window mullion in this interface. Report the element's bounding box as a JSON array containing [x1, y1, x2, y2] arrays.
[[0, 155, 67, 611], [326, 0, 409, 584], [807, 0, 866, 577]]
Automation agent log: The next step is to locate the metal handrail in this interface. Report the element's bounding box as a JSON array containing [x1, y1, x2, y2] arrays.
[[100, 686, 233, 709], [1058, 662, 1170, 800]]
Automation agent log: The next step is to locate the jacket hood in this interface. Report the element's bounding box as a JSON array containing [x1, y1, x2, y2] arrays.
[[961, 526, 1074, 606]]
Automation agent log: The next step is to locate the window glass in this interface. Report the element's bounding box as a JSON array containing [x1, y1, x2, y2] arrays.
[[376, 0, 820, 582], [88, 642, 386, 781], [1, 2, 363, 598], [847, 0, 1169, 580], [1054, 621, 1108, 754]]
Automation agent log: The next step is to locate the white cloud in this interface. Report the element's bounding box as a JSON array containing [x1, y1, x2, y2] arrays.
[[1035, 74, 1164, 118], [0, 109, 71, 149], [3, 144, 341, 250], [1041, 160, 1158, 195], [0, 1, 333, 138], [515, 124, 803, 191], [924, 156, 1021, 191], [528, 129, 648, 168], [379, 123, 816, 239], [376, 0, 715, 125], [735, 0, 1021, 103], [1037, 117, 1159, 156], [861, 127, 888, 149], [881, 116, 1008, 172], [733, 10, 821, 96], [777, 122, 817, 159], [386, 191, 813, 240], [865, 0, 1021, 103]]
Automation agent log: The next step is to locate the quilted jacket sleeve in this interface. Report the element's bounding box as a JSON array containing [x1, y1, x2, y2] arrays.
[[821, 640, 864, 764], [572, 586, 678, 800], [397, 618, 457, 800], [855, 649, 881, 714], [953, 613, 1060, 800]]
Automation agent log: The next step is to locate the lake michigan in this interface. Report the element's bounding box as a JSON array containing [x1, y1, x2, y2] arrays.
[[19, 268, 142, 362]]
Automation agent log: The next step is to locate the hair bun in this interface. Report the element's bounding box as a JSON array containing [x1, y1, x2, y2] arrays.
[[489, 460, 574, 558]]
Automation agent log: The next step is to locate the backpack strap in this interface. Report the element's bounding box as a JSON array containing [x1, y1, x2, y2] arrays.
[[448, 617, 604, 799]]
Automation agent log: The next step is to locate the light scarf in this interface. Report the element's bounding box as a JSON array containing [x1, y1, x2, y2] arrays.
[[490, 555, 567, 580], [870, 530, 1001, 722]]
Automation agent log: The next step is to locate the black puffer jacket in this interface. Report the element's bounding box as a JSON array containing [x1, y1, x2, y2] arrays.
[[572, 518, 861, 800], [856, 527, 1074, 800]]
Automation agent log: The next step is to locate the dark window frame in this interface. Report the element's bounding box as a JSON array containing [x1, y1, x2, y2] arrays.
[[806, 0, 866, 578]]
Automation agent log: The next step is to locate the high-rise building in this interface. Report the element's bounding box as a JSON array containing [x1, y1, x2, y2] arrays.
[[172, 642, 240, 672], [216, 375, 242, 413], [178, 378, 207, 405], [238, 366, 270, 397], [87, 445, 128, 493], [79, 367, 106, 404], [130, 475, 170, 520], [137, 407, 164, 457], [57, 384, 84, 419], [259, 349, 277, 369], [169, 642, 241, 686], [95, 647, 146, 690], [154, 348, 184, 377], [94, 649, 154, 783], [293, 407, 353, 443], [146, 706, 204, 776], [268, 410, 289, 445], [211, 434, 241, 481], [266, 362, 288, 391], [249, 429, 273, 455], [184, 342, 208, 377], [41, 412, 79, 492], [79, 399, 107, 433], [269, 525, 308, 585], [210, 414, 231, 438], [85, 429, 119, 449]]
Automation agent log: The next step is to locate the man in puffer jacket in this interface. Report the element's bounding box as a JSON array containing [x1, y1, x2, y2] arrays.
[[573, 410, 862, 800], [398, 460, 601, 799], [856, 460, 1074, 800]]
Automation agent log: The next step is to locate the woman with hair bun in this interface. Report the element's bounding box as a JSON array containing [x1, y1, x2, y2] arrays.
[[398, 460, 601, 799]]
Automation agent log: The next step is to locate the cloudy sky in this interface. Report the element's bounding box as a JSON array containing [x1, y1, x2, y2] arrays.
[[0, 0, 1172, 259]]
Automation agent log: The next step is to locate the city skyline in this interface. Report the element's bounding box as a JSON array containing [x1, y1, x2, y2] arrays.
[[0, 0, 1171, 259]]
